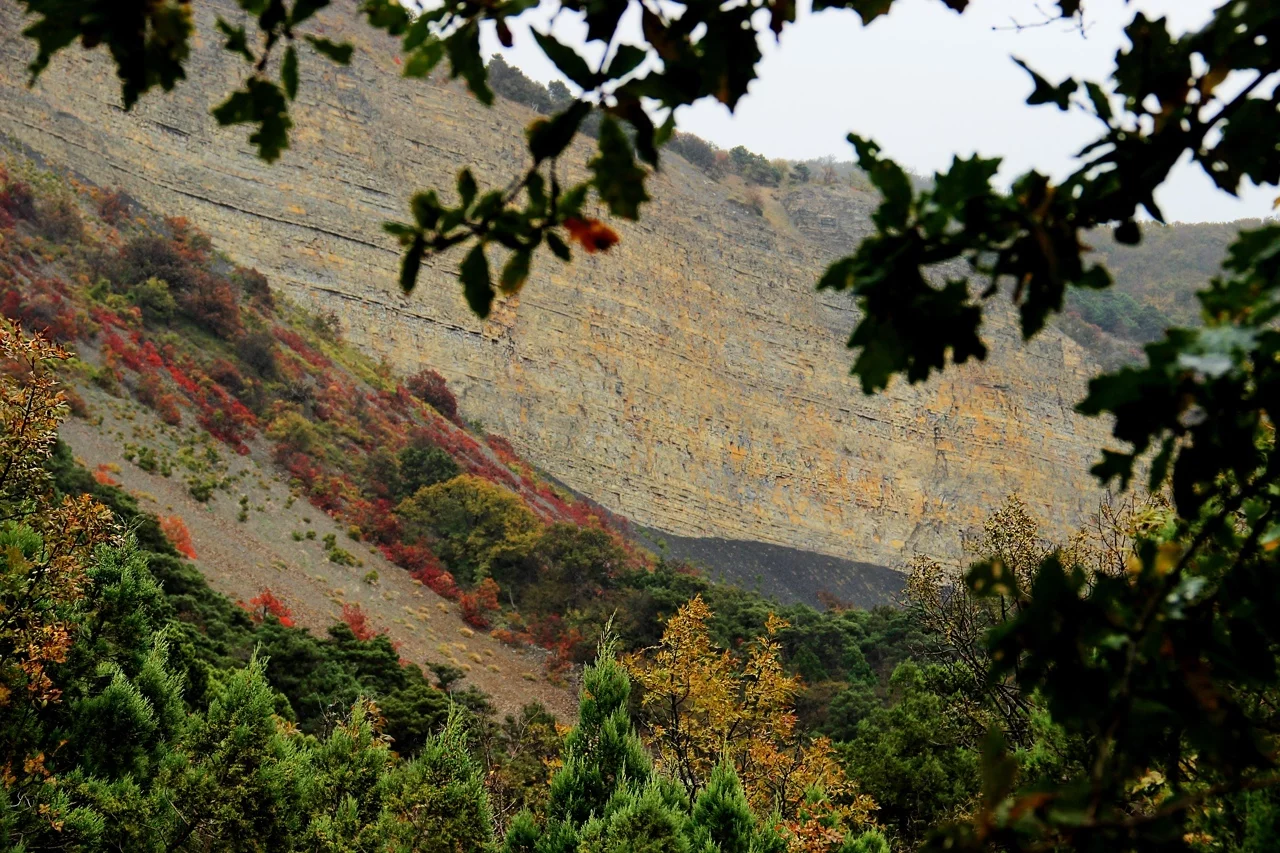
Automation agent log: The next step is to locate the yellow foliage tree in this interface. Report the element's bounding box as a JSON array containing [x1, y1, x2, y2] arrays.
[[906, 492, 1175, 750], [625, 595, 876, 851]]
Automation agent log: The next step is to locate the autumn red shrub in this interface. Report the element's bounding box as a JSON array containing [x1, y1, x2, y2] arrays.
[[92, 465, 119, 487], [383, 540, 463, 600], [490, 627, 533, 647], [486, 434, 521, 466], [62, 385, 89, 418], [405, 368, 459, 423], [426, 571, 460, 599], [341, 603, 379, 641], [274, 326, 330, 368], [34, 196, 84, 243], [159, 515, 197, 559], [133, 373, 183, 425], [163, 356, 256, 448], [207, 358, 245, 396], [247, 588, 295, 627], [527, 613, 592, 665], [165, 216, 213, 263], [347, 497, 400, 544], [459, 578, 501, 629], [0, 279, 87, 342]]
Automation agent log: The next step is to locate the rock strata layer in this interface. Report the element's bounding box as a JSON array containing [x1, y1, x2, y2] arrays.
[[0, 0, 1113, 568]]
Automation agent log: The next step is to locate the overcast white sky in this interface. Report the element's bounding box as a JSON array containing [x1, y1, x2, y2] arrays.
[[484, 0, 1276, 224]]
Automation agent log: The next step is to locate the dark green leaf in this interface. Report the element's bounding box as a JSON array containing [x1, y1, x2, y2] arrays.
[[816, 0, 891, 22], [1199, 97, 1280, 194], [700, 8, 762, 109], [457, 170, 478, 209], [558, 183, 590, 217], [817, 257, 856, 292], [1114, 219, 1140, 245], [282, 46, 299, 100], [1089, 449, 1136, 489], [607, 45, 648, 81], [384, 221, 418, 241], [400, 233, 425, 293], [546, 231, 572, 261], [410, 192, 441, 230], [526, 172, 546, 215], [447, 23, 492, 105], [257, 0, 288, 33], [217, 18, 255, 62], [290, 0, 329, 26], [1014, 57, 1077, 110], [532, 30, 598, 90], [581, 0, 630, 42], [609, 93, 659, 166], [847, 134, 913, 229], [979, 727, 1017, 809], [590, 116, 650, 220], [1085, 81, 1113, 122], [211, 78, 293, 162], [364, 0, 413, 34], [23, 0, 194, 109], [500, 250, 532, 294], [460, 243, 494, 318], [305, 35, 354, 64], [403, 39, 445, 79], [527, 101, 592, 162]]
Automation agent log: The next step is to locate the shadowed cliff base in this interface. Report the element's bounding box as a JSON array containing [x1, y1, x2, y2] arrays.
[[637, 528, 903, 609]]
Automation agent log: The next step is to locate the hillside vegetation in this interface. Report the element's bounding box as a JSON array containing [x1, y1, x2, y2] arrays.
[[0, 150, 956, 849], [8, 145, 1271, 851]]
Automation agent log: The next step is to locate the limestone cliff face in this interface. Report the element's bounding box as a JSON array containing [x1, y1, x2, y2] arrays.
[[0, 0, 1113, 567]]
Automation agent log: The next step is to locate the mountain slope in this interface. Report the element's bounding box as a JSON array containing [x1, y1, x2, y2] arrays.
[[0, 0, 1115, 571]]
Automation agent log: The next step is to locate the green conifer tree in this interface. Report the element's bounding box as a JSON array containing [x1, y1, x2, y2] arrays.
[[690, 763, 756, 853], [156, 654, 308, 851], [380, 706, 494, 853], [505, 633, 654, 853], [578, 777, 692, 853], [302, 699, 397, 851], [547, 635, 651, 826], [838, 829, 889, 853]]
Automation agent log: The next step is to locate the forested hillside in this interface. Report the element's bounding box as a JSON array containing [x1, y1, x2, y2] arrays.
[[7, 142, 1276, 851], [0, 149, 923, 849], [1057, 221, 1249, 366]]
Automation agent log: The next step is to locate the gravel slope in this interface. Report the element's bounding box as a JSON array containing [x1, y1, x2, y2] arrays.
[[60, 385, 576, 721]]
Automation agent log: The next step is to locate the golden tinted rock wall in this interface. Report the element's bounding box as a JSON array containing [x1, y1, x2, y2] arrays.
[[0, 0, 1112, 567]]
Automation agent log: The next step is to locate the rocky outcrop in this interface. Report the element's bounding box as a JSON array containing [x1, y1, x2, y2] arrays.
[[0, 0, 1113, 569]]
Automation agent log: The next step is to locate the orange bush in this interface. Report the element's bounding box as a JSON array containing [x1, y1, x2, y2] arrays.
[[459, 577, 501, 629], [158, 514, 197, 560], [341, 602, 379, 641], [247, 588, 295, 627]]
